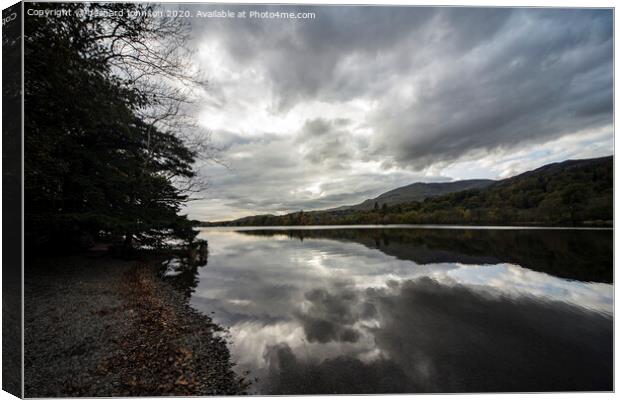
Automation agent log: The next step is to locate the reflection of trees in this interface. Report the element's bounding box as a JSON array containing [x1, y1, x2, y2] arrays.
[[285, 277, 612, 393], [164, 244, 208, 299], [240, 229, 613, 282]]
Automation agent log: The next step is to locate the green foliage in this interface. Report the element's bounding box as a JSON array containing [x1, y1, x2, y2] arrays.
[[214, 157, 612, 228], [25, 3, 199, 250]]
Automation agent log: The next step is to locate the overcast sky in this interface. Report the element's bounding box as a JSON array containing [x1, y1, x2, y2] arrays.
[[177, 5, 613, 221]]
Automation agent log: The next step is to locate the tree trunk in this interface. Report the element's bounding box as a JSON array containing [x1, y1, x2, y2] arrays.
[[123, 232, 133, 251]]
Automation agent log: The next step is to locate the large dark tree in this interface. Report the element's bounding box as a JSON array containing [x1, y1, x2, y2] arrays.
[[25, 3, 205, 250]]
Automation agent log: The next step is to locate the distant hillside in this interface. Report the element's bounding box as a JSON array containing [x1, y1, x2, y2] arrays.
[[341, 179, 495, 211], [206, 156, 613, 227]]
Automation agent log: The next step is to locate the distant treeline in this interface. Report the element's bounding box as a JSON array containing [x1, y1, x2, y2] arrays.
[[209, 156, 612, 227]]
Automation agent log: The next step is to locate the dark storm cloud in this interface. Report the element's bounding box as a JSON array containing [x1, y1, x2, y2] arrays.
[[296, 118, 364, 168], [184, 6, 613, 220], [370, 9, 613, 167], [190, 6, 508, 108], [192, 6, 612, 167], [192, 5, 435, 109]]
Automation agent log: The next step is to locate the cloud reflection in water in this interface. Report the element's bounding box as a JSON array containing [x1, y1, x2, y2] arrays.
[[186, 228, 612, 393]]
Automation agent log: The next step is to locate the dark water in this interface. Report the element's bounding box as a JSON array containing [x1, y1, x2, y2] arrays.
[[168, 226, 613, 394]]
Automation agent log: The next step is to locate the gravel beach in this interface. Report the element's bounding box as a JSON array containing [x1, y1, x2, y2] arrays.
[[24, 251, 244, 397]]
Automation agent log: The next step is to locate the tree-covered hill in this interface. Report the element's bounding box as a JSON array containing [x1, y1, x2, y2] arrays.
[[336, 179, 495, 211], [208, 156, 612, 227]]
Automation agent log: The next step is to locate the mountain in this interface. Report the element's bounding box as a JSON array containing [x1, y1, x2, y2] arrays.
[[205, 156, 613, 227], [340, 179, 495, 211]]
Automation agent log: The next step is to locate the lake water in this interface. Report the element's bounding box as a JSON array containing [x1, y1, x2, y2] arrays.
[[170, 226, 613, 394]]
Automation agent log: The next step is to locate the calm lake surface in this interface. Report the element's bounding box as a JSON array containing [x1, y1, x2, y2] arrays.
[[170, 226, 613, 394]]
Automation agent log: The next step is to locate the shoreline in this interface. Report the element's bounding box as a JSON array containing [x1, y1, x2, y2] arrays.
[[198, 223, 613, 231], [24, 251, 245, 397]]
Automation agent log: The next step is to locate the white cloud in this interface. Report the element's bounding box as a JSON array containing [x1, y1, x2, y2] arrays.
[[180, 6, 613, 221]]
